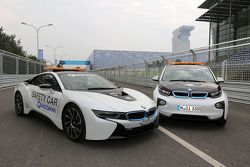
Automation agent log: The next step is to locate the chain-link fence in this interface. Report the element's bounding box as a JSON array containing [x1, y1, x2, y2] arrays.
[[0, 49, 44, 74], [93, 37, 250, 83]]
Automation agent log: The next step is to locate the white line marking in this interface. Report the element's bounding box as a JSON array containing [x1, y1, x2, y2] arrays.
[[0, 86, 14, 91], [158, 126, 226, 167]]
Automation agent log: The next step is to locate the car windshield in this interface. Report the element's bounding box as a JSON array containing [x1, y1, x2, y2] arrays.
[[58, 73, 117, 90], [161, 65, 215, 83]]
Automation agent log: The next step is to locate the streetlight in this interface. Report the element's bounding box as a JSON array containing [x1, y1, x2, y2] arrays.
[[21, 22, 53, 59], [46, 45, 64, 65]]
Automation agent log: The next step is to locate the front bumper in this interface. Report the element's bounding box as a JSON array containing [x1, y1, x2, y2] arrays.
[[156, 94, 228, 120], [110, 117, 159, 138], [84, 109, 159, 140]]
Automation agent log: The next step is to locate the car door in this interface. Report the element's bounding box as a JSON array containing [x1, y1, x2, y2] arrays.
[[29, 74, 62, 118], [37, 74, 63, 118], [28, 74, 47, 113]]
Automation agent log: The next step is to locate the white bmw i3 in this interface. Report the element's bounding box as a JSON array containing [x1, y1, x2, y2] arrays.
[[14, 72, 159, 142], [153, 62, 228, 126]]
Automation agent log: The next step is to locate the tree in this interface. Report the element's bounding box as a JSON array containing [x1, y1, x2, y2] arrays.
[[0, 26, 39, 61]]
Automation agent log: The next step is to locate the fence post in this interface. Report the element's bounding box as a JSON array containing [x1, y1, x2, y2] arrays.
[[225, 60, 228, 81], [144, 60, 148, 86], [26, 60, 29, 74], [160, 56, 165, 75], [222, 61, 225, 79], [133, 64, 136, 84], [118, 66, 121, 81], [16, 58, 19, 74], [0, 52, 3, 74]]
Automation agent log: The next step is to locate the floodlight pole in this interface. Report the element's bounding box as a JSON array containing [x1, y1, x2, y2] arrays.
[[21, 22, 53, 58]]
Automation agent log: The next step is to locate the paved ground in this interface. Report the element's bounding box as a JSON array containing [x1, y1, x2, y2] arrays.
[[0, 85, 249, 167]]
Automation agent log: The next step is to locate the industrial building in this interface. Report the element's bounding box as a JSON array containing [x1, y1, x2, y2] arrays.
[[196, 0, 250, 62], [88, 50, 170, 70]]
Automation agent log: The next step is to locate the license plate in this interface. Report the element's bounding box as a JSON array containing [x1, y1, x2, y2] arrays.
[[177, 105, 202, 112]]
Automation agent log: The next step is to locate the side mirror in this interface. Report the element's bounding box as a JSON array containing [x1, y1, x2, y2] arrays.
[[152, 76, 159, 82], [216, 77, 224, 83], [39, 84, 52, 89]]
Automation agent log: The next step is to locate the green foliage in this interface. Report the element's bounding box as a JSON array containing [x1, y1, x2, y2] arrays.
[[0, 26, 39, 61]]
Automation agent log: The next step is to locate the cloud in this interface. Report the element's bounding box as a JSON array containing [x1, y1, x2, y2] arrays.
[[0, 0, 208, 62]]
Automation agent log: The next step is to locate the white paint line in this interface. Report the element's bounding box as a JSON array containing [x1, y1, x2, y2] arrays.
[[158, 126, 226, 167], [0, 86, 14, 91]]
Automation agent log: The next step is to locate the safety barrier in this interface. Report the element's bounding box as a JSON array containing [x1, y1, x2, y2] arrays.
[[221, 82, 250, 104], [93, 37, 250, 105], [0, 49, 44, 74], [0, 75, 34, 89]]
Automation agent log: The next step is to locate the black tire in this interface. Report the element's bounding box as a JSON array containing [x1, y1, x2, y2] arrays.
[[15, 92, 24, 116], [62, 104, 86, 142], [216, 117, 227, 126]]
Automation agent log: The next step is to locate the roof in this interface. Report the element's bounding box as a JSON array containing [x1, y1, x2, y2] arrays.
[[196, 0, 250, 23]]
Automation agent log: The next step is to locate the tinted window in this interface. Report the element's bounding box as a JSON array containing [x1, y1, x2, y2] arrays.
[[58, 73, 117, 90], [30, 75, 46, 86], [30, 74, 61, 92], [42, 74, 61, 92]]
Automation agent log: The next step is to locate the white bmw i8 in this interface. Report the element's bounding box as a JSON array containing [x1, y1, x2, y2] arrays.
[[14, 72, 159, 142]]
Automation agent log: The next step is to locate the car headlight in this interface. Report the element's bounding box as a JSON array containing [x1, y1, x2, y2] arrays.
[[158, 87, 171, 96], [92, 110, 126, 120], [215, 101, 225, 109], [210, 90, 222, 98]]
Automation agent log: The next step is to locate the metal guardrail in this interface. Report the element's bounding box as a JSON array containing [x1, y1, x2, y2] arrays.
[[115, 76, 250, 104], [221, 82, 250, 104], [0, 75, 34, 89], [114, 78, 250, 105], [0, 49, 44, 74], [93, 38, 250, 104]]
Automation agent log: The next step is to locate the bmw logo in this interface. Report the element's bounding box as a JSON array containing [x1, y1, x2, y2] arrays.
[[141, 105, 146, 109], [187, 88, 192, 92]]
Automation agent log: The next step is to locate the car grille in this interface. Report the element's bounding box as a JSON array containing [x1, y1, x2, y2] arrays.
[[126, 107, 157, 121], [191, 92, 208, 99], [126, 111, 145, 120], [172, 91, 189, 98], [173, 91, 208, 99]]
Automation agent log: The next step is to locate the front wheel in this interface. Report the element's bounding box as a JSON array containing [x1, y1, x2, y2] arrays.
[[62, 104, 86, 142], [15, 92, 24, 116]]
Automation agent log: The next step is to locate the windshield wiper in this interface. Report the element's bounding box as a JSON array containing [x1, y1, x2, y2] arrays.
[[87, 87, 117, 90], [169, 80, 205, 82]]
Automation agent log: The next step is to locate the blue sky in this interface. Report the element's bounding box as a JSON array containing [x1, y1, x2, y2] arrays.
[[1, 0, 208, 63]]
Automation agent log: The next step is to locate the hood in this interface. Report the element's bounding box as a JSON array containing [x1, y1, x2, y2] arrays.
[[67, 88, 155, 112], [159, 81, 220, 93]]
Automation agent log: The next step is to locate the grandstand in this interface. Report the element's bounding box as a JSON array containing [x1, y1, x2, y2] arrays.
[[227, 48, 250, 64]]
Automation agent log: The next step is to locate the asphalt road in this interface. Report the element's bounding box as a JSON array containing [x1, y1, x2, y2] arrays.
[[0, 85, 249, 167]]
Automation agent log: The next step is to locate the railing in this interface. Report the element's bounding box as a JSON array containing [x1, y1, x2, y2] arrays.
[[0, 49, 45, 74], [0, 75, 34, 89], [93, 37, 250, 104]]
